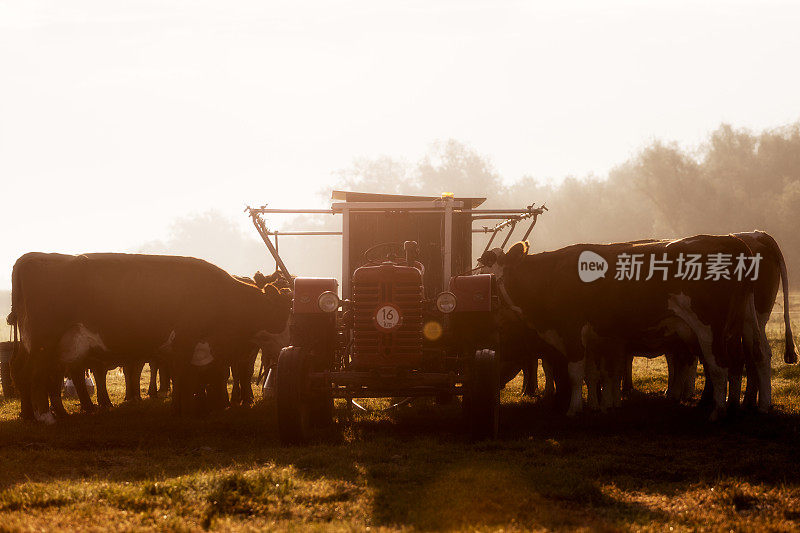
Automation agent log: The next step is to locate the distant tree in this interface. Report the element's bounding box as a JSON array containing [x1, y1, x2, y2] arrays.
[[137, 211, 270, 276], [330, 155, 414, 195], [416, 140, 505, 204], [332, 140, 505, 203], [140, 121, 800, 279]]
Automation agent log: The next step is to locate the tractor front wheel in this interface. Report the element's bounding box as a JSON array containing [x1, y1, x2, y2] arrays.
[[276, 347, 312, 445], [464, 349, 500, 440]]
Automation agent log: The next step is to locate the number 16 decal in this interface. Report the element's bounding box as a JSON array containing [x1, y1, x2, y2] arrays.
[[375, 304, 402, 331]]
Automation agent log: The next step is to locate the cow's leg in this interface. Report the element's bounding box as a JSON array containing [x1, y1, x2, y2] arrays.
[[263, 364, 277, 399], [584, 354, 600, 411], [159, 363, 171, 395], [147, 361, 158, 398], [170, 357, 195, 417], [701, 360, 727, 421], [123, 362, 143, 402], [206, 367, 230, 412], [692, 326, 727, 421], [230, 365, 241, 406], [699, 371, 713, 408], [596, 345, 623, 411], [743, 357, 759, 410], [29, 346, 56, 424], [175, 338, 217, 417], [148, 360, 171, 398], [542, 357, 555, 396], [608, 353, 624, 408], [49, 369, 69, 418], [726, 356, 743, 415], [241, 352, 257, 406], [622, 353, 634, 397], [521, 357, 539, 396], [753, 326, 773, 413], [212, 382, 231, 410], [667, 354, 694, 402], [665, 353, 678, 400], [676, 355, 698, 402], [684, 356, 697, 401], [170, 361, 183, 415], [742, 298, 771, 413], [548, 357, 570, 413], [10, 346, 34, 420], [71, 367, 97, 413], [566, 359, 585, 416], [94, 366, 113, 410], [174, 365, 196, 417]]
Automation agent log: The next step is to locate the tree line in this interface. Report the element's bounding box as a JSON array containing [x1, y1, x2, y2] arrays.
[[333, 123, 800, 275], [134, 122, 800, 285]]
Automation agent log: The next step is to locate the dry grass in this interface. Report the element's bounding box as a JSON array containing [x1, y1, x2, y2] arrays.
[[1, 301, 799, 531]]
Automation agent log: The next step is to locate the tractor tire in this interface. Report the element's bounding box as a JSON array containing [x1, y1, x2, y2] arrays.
[[276, 346, 312, 445], [309, 394, 334, 427], [464, 349, 500, 440]]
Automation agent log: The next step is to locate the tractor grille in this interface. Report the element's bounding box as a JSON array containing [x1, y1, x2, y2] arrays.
[[352, 269, 423, 368]]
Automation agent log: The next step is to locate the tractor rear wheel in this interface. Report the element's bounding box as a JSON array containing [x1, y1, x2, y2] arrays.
[[464, 349, 500, 440]]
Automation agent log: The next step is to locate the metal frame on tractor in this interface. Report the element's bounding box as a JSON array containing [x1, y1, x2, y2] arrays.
[[246, 191, 545, 444]]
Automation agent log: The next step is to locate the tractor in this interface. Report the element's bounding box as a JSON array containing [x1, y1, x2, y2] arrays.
[[247, 191, 545, 444]]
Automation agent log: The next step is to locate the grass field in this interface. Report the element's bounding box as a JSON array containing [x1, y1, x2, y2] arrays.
[[1, 301, 799, 531]]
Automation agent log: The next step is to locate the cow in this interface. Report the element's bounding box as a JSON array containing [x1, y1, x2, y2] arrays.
[[228, 271, 291, 406], [109, 349, 172, 406], [621, 231, 796, 410], [492, 299, 561, 402], [58, 320, 177, 414], [7, 252, 291, 423], [676, 231, 796, 410], [480, 234, 763, 420]]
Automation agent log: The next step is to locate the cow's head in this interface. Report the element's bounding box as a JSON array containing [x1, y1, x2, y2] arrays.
[[256, 270, 294, 291], [478, 241, 529, 278], [251, 282, 292, 341]]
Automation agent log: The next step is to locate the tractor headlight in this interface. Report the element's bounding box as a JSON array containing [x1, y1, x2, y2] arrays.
[[436, 292, 457, 313], [317, 291, 340, 313]]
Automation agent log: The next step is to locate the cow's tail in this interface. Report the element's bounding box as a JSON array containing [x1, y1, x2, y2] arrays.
[[8, 257, 22, 359], [761, 232, 797, 363], [11, 319, 18, 359]]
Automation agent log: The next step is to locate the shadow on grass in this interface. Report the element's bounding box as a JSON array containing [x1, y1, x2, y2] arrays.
[[0, 390, 799, 529]]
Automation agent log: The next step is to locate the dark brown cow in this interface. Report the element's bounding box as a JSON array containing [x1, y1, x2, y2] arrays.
[[493, 302, 561, 402], [228, 271, 291, 406], [7, 252, 291, 423], [481, 235, 763, 420], [622, 231, 796, 410], [732, 231, 796, 408]]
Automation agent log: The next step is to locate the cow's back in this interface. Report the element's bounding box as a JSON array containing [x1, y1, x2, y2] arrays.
[[12, 252, 243, 353]]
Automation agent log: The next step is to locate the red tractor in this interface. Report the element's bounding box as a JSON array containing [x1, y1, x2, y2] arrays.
[[247, 191, 545, 444]]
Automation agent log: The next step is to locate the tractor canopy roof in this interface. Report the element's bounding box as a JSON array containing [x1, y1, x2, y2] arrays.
[[331, 190, 487, 209]]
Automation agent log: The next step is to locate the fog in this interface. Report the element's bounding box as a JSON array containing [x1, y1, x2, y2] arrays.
[[2, 1, 800, 296], [5, 120, 797, 334], [138, 123, 800, 284]]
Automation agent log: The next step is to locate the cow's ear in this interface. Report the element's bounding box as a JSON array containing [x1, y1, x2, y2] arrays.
[[503, 241, 528, 265], [253, 271, 267, 289]]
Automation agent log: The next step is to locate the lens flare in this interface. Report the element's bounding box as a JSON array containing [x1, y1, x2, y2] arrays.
[[423, 320, 443, 341]]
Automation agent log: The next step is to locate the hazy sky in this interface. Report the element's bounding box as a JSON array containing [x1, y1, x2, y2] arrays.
[[1, 0, 799, 290]]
